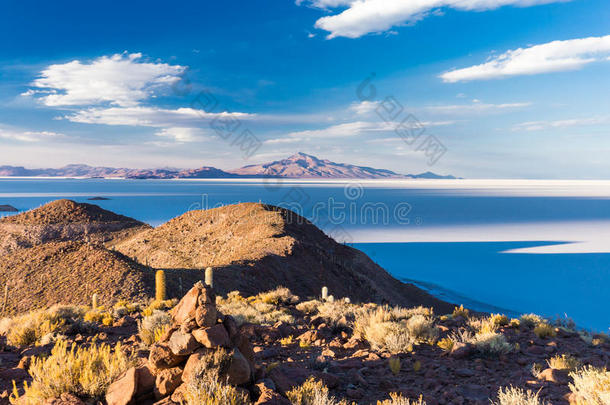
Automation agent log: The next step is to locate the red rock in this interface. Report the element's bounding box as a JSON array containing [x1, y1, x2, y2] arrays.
[[537, 368, 569, 384], [148, 344, 186, 370], [223, 315, 239, 340], [135, 364, 156, 398], [172, 284, 201, 325], [43, 393, 86, 405], [168, 330, 200, 356], [192, 324, 230, 348], [195, 304, 217, 328], [227, 349, 252, 386], [450, 342, 474, 359], [236, 333, 256, 371], [155, 367, 183, 398], [346, 388, 364, 399], [106, 367, 138, 405], [182, 349, 209, 383], [254, 383, 291, 405]]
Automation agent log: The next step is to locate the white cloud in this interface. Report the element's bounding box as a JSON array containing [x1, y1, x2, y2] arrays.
[[425, 101, 531, 114], [441, 35, 610, 82], [63, 106, 255, 127], [513, 116, 609, 131], [0, 129, 64, 143], [155, 127, 208, 143], [24, 52, 185, 107], [301, 0, 567, 39], [349, 101, 380, 115]]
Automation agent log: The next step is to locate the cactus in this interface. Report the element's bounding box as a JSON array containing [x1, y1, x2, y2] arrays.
[[344, 297, 351, 304], [321, 286, 328, 301], [205, 267, 214, 288], [91, 293, 98, 309], [155, 270, 166, 302], [327, 295, 334, 303], [389, 357, 401, 375]]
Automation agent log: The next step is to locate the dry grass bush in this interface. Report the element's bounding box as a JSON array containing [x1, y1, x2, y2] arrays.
[[377, 393, 426, 405], [10, 339, 134, 404], [547, 354, 582, 372], [468, 316, 499, 335], [519, 314, 544, 328], [182, 354, 248, 405], [452, 305, 469, 318], [491, 386, 549, 405], [141, 298, 178, 317], [471, 332, 513, 356], [257, 287, 299, 305], [138, 310, 171, 346], [216, 291, 294, 326], [295, 299, 322, 314], [353, 306, 437, 353], [491, 314, 510, 327], [0, 305, 89, 347], [533, 323, 556, 339], [287, 377, 350, 405], [569, 366, 610, 404]]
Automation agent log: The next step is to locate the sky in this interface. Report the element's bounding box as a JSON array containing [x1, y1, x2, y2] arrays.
[[0, 0, 609, 178]]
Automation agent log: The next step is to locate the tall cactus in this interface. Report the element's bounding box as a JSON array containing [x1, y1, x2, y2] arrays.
[[91, 293, 98, 309], [205, 267, 214, 289], [321, 286, 328, 301], [155, 270, 166, 302]]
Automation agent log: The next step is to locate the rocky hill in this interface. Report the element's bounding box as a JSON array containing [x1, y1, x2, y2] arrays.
[[114, 202, 454, 313], [0, 199, 150, 254]]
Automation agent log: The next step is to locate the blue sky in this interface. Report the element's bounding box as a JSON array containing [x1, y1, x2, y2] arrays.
[[0, 0, 609, 178]]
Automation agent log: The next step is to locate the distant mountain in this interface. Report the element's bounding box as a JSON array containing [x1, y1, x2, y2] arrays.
[[0, 153, 455, 179]]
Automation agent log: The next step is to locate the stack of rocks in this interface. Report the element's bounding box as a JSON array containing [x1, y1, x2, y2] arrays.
[[106, 281, 257, 405]]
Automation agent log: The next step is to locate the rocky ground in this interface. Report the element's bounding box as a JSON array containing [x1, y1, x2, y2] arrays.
[[0, 284, 607, 405]]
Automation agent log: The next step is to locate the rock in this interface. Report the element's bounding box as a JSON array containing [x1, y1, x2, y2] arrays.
[[149, 344, 186, 370], [182, 349, 209, 383], [155, 367, 183, 398], [43, 393, 86, 405], [106, 367, 138, 405], [457, 384, 488, 401], [17, 356, 32, 371], [450, 342, 475, 359], [227, 349, 252, 386], [195, 304, 217, 328], [254, 383, 291, 405], [537, 368, 569, 384], [135, 365, 156, 398], [170, 383, 188, 403], [455, 368, 475, 377], [527, 345, 545, 355], [346, 388, 364, 399], [168, 329, 200, 356], [172, 284, 201, 325], [223, 315, 239, 340], [193, 325, 230, 348], [236, 333, 256, 371]]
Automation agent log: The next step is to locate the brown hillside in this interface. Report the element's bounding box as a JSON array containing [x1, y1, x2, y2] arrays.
[[0, 241, 203, 314], [115, 203, 454, 313], [0, 199, 150, 253]]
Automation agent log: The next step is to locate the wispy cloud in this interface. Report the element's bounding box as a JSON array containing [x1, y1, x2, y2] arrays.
[[0, 128, 65, 143], [513, 116, 609, 131], [23, 52, 185, 107], [441, 35, 610, 82], [299, 0, 568, 39], [425, 101, 531, 114]]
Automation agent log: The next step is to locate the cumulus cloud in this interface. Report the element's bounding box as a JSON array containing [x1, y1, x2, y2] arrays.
[[24, 52, 185, 107], [441, 35, 610, 82], [301, 0, 567, 39]]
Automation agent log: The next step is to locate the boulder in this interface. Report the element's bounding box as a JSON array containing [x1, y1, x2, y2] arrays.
[[450, 342, 475, 359], [172, 284, 201, 325], [155, 367, 183, 398], [168, 329, 200, 356], [135, 364, 156, 398], [192, 325, 230, 349], [227, 349, 252, 386], [538, 368, 569, 384], [195, 304, 217, 328], [223, 315, 239, 341], [149, 344, 186, 370], [106, 367, 138, 405], [182, 349, 209, 383]]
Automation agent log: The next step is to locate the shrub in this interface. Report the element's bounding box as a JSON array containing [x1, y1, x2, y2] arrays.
[[491, 314, 509, 327], [10, 339, 133, 403], [296, 299, 322, 314], [257, 287, 299, 305], [471, 332, 513, 356], [138, 310, 171, 346], [287, 377, 349, 405], [377, 393, 426, 405], [452, 305, 469, 318], [547, 354, 582, 372], [216, 291, 294, 326], [519, 314, 544, 328], [437, 337, 454, 352], [1, 305, 88, 347], [491, 386, 549, 405], [141, 298, 177, 317], [182, 367, 249, 405], [569, 366, 610, 404], [533, 323, 556, 339], [469, 316, 498, 335]]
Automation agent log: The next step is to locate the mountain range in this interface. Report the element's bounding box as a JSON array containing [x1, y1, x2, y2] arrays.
[[0, 152, 455, 179]]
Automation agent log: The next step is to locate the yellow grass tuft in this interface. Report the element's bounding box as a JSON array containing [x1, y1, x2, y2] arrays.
[[569, 366, 610, 404]]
